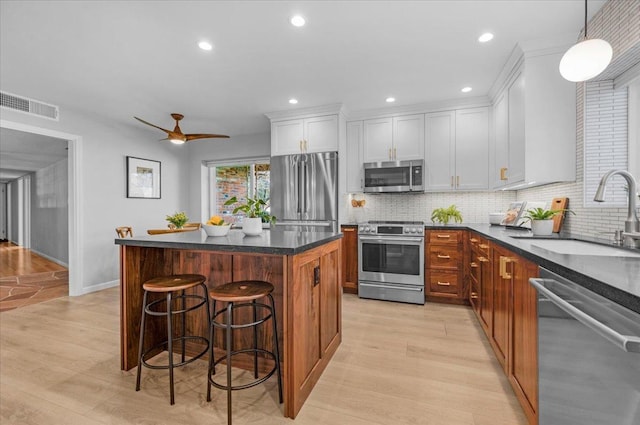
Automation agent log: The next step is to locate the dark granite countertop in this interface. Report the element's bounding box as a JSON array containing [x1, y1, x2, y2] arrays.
[[428, 223, 640, 314], [115, 228, 342, 255]]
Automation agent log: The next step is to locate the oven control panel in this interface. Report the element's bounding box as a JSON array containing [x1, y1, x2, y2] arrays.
[[358, 222, 424, 236]]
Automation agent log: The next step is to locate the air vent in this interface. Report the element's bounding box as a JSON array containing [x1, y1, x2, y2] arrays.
[[0, 91, 59, 121]]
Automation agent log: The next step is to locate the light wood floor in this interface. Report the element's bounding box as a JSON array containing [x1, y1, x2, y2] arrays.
[[0, 289, 528, 425]]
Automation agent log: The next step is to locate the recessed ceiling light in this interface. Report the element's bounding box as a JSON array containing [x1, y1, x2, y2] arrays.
[[478, 33, 494, 43], [385, 97, 396, 103], [198, 41, 213, 51], [290, 15, 306, 27], [461, 87, 473, 93], [289, 98, 298, 104]]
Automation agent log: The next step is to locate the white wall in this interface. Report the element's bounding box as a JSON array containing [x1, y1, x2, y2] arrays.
[[30, 159, 69, 265], [1, 106, 191, 294], [187, 132, 270, 222]]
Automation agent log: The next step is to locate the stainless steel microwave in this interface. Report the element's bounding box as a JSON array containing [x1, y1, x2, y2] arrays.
[[363, 160, 424, 193]]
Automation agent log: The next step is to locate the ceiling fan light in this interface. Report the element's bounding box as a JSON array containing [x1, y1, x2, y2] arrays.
[[559, 38, 613, 82], [170, 138, 185, 145]]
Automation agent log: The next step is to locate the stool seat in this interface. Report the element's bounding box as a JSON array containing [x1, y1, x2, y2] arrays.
[[209, 280, 274, 302], [143, 274, 206, 292]]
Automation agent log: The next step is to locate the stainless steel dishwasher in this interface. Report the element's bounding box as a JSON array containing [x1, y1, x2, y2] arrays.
[[530, 268, 640, 425]]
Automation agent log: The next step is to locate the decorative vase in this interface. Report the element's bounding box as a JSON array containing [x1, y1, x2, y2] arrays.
[[242, 217, 263, 236], [202, 224, 231, 237], [531, 219, 554, 236]]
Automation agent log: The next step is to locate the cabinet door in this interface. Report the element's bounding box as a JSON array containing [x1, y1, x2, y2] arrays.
[[363, 117, 393, 162], [425, 111, 455, 191], [393, 114, 424, 160], [493, 92, 509, 188], [320, 246, 340, 354], [455, 107, 489, 190], [507, 72, 525, 184], [305, 115, 338, 153], [340, 226, 358, 294], [491, 245, 512, 370], [292, 256, 321, 395], [272, 119, 304, 156], [346, 121, 363, 193], [509, 256, 538, 423]]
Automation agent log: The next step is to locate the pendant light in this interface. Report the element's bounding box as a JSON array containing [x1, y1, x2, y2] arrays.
[[559, 0, 612, 82]]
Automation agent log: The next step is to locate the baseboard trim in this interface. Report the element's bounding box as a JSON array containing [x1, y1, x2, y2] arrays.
[[77, 279, 119, 296], [29, 248, 69, 268]]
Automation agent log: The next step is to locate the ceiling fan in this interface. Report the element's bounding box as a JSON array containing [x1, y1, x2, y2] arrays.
[[134, 113, 229, 144]]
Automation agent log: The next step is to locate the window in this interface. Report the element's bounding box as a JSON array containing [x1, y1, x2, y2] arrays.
[[207, 158, 270, 223]]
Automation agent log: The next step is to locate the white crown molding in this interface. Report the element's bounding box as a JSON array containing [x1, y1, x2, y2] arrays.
[[264, 103, 344, 121], [344, 96, 491, 121]]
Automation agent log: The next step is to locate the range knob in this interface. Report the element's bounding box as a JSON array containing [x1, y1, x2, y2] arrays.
[[410, 227, 417, 233], [404, 228, 410, 233], [359, 226, 364, 232]]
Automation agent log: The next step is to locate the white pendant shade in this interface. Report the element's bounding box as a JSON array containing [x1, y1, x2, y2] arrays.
[[559, 38, 613, 82]]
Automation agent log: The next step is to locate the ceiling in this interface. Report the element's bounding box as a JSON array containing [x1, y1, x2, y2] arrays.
[[0, 128, 68, 184], [0, 1, 606, 142]]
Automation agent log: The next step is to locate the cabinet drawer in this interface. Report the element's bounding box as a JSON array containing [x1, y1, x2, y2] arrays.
[[428, 230, 462, 244], [427, 245, 460, 269], [428, 271, 461, 295]]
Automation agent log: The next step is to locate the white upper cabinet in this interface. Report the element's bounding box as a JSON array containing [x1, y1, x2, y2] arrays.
[[425, 111, 455, 191], [455, 108, 489, 190], [346, 121, 363, 192], [363, 114, 424, 162], [271, 114, 338, 156], [425, 107, 489, 191], [491, 48, 576, 189]]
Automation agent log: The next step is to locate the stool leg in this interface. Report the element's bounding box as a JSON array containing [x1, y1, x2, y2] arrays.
[[181, 289, 186, 363], [207, 300, 215, 402], [269, 294, 283, 404], [226, 302, 233, 425], [253, 299, 258, 379], [167, 291, 175, 405], [135, 291, 149, 392]]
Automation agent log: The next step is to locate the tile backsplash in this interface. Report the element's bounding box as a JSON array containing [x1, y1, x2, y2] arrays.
[[344, 191, 516, 224]]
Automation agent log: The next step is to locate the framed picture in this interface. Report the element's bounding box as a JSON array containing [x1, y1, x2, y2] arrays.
[[126, 156, 161, 199]]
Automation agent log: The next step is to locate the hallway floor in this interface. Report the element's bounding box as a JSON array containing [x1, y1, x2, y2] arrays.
[[0, 241, 68, 312]]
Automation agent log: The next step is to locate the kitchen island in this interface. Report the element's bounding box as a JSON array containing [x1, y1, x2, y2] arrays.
[[115, 229, 343, 418]]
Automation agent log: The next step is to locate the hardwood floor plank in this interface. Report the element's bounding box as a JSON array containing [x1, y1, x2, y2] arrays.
[[0, 290, 527, 424]]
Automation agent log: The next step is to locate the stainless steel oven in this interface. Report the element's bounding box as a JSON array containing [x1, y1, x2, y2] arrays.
[[358, 221, 425, 304]]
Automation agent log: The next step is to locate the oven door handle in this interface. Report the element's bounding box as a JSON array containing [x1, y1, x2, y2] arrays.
[[359, 282, 424, 292], [530, 277, 640, 353], [358, 236, 424, 243]]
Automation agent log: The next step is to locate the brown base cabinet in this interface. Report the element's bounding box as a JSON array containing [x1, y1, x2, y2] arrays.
[[340, 225, 358, 294], [425, 230, 468, 304], [466, 232, 539, 425]]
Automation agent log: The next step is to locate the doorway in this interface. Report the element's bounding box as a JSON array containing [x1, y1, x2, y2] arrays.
[[0, 119, 82, 297]]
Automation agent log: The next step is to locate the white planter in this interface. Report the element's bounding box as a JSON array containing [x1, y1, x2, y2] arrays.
[[202, 224, 231, 237], [531, 219, 554, 236], [242, 217, 263, 236]]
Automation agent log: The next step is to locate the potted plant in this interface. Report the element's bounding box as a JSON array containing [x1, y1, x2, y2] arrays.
[[202, 215, 231, 237], [431, 204, 463, 225], [523, 207, 574, 236], [165, 211, 189, 229], [224, 196, 276, 235]]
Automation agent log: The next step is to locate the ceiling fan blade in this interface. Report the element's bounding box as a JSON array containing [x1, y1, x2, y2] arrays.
[[134, 116, 172, 134], [185, 133, 230, 141]]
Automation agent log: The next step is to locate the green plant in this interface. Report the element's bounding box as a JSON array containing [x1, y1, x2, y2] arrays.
[[166, 211, 189, 228], [523, 207, 574, 221], [431, 204, 463, 225], [224, 196, 276, 224]]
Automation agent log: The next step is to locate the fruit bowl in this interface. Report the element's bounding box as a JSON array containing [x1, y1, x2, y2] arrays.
[[202, 224, 231, 237]]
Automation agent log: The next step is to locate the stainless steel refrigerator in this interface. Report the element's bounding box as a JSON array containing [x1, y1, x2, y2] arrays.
[[270, 151, 338, 232]]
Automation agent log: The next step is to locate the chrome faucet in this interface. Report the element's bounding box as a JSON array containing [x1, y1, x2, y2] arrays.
[[594, 169, 640, 248]]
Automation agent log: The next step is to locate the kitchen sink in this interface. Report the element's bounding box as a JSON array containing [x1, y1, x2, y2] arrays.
[[525, 239, 640, 257]]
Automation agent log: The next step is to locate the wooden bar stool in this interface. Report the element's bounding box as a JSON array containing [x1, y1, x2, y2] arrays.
[[207, 280, 283, 425], [135, 274, 210, 405]]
